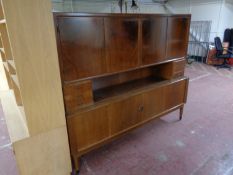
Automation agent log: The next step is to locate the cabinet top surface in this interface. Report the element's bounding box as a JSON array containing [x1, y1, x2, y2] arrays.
[[53, 12, 191, 18]]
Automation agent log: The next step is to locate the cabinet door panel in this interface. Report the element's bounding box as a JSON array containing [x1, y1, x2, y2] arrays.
[[105, 17, 139, 73], [164, 80, 186, 109], [166, 16, 190, 59], [108, 95, 142, 135], [67, 107, 109, 151], [58, 17, 106, 81], [142, 86, 165, 120], [142, 16, 167, 65], [63, 80, 93, 115]]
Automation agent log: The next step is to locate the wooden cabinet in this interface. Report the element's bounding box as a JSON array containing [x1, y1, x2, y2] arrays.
[[166, 16, 190, 59], [108, 95, 143, 135], [57, 17, 106, 81], [105, 17, 139, 73], [54, 13, 191, 172], [142, 16, 167, 65]]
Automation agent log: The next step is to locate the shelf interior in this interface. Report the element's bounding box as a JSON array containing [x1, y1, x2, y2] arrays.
[[7, 60, 16, 74], [94, 76, 165, 102], [93, 62, 174, 103], [0, 90, 29, 143]]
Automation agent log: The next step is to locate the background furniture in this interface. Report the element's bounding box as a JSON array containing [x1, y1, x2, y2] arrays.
[[54, 13, 191, 173], [214, 37, 232, 69], [0, 0, 71, 174]]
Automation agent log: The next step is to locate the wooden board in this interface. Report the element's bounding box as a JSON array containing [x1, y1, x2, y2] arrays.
[[0, 24, 12, 60], [2, 0, 67, 136], [13, 126, 72, 175]]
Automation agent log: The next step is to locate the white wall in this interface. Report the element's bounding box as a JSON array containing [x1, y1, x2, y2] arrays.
[[52, 0, 233, 42], [167, 0, 233, 42], [52, 0, 169, 14], [218, 1, 233, 39]]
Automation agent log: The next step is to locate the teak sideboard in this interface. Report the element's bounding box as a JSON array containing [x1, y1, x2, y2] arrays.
[[53, 13, 191, 172]]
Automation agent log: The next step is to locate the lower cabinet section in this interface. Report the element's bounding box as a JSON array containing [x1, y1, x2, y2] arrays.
[[67, 77, 188, 160]]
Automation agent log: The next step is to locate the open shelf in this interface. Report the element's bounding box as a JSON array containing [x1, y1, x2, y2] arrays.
[[0, 19, 5, 24], [0, 50, 6, 61], [0, 47, 4, 53], [8, 59, 15, 68], [0, 90, 29, 143], [2, 60, 8, 71], [11, 74, 20, 88], [92, 61, 176, 103], [10, 74, 23, 106], [94, 76, 165, 102], [0, 3, 4, 21], [7, 60, 16, 74], [0, 24, 13, 60]]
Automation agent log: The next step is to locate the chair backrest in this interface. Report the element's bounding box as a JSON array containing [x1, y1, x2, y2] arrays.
[[214, 37, 223, 55]]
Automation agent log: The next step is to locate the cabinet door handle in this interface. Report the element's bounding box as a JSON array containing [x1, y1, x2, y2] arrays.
[[138, 106, 144, 112]]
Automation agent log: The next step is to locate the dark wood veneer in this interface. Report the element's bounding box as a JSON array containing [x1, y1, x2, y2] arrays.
[[142, 16, 167, 64], [166, 16, 190, 59], [57, 17, 106, 81], [54, 13, 191, 173], [105, 17, 140, 73]]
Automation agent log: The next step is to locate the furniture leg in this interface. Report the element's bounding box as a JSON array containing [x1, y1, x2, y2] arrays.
[[72, 155, 80, 175], [179, 106, 184, 120]]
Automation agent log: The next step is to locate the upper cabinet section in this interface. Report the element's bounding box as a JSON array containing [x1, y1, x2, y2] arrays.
[[166, 16, 190, 60], [57, 17, 106, 81], [54, 14, 191, 83]]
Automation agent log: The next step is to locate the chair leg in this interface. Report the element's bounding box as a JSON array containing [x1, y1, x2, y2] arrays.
[[215, 58, 232, 70]]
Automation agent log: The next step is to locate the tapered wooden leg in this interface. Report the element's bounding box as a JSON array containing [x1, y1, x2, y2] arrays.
[[71, 156, 80, 175], [179, 106, 184, 120]]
